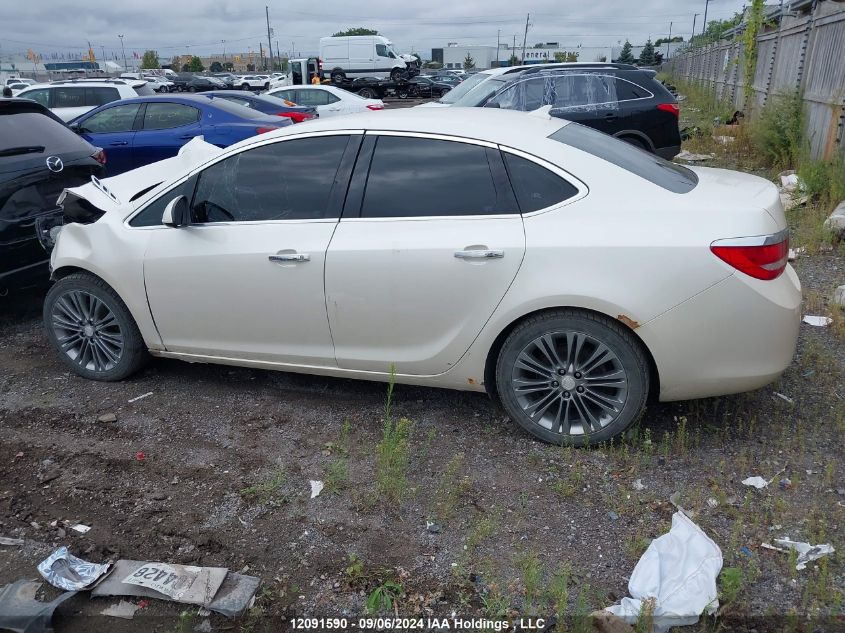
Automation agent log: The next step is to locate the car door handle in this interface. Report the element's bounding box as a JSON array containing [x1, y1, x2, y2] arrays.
[[454, 249, 504, 259], [269, 253, 310, 263], [604, 112, 618, 120], [109, 141, 129, 146]]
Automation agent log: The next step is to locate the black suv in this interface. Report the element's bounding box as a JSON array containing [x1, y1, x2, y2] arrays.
[[450, 64, 681, 159], [0, 99, 104, 292]]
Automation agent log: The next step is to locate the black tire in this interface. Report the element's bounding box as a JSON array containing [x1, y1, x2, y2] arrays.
[[397, 88, 409, 99], [44, 273, 149, 382], [331, 69, 345, 84], [241, 84, 251, 91], [495, 309, 649, 446], [358, 87, 375, 99], [390, 68, 403, 82], [264, 82, 270, 90], [188, 85, 196, 93]]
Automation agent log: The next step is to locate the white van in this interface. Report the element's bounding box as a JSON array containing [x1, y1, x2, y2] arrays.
[[319, 35, 410, 82]]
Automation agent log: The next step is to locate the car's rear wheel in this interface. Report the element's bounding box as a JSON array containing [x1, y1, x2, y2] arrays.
[[242, 84, 250, 90], [44, 273, 148, 382], [331, 69, 345, 84], [390, 68, 403, 82], [397, 87, 409, 99], [620, 136, 650, 152], [496, 310, 649, 446], [188, 85, 196, 92], [358, 87, 375, 99]]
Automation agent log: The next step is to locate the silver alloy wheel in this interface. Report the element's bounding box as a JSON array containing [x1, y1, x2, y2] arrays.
[[510, 331, 629, 436], [50, 290, 124, 373]]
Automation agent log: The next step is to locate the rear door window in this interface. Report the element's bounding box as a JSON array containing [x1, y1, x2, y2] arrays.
[[360, 136, 516, 218], [142, 103, 200, 129], [53, 87, 86, 109], [19, 88, 50, 107], [85, 87, 120, 107], [550, 123, 697, 193]]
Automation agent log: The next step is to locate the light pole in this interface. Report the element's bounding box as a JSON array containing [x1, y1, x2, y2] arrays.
[[667, 21, 673, 59], [702, 0, 711, 36], [118, 34, 127, 71]]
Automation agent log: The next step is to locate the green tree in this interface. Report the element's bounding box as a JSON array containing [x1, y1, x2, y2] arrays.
[[508, 54, 519, 66], [463, 53, 475, 69], [654, 36, 684, 47], [140, 50, 159, 69], [185, 55, 204, 72], [223, 61, 234, 71], [332, 27, 378, 36], [553, 51, 579, 62], [638, 38, 656, 65], [209, 61, 223, 73], [617, 40, 635, 64]]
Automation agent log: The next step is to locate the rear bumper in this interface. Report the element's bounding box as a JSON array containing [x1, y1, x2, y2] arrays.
[[638, 266, 802, 401], [656, 144, 681, 160]]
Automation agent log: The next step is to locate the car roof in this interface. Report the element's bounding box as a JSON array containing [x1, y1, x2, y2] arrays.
[[243, 106, 568, 149], [90, 94, 215, 106], [0, 97, 66, 124]]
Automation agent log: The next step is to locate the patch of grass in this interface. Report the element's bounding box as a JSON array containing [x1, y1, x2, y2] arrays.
[[324, 420, 352, 494], [718, 566, 745, 614], [547, 563, 571, 622], [750, 91, 803, 170], [168, 610, 195, 633], [432, 452, 470, 522], [239, 467, 287, 504], [375, 370, 414, 504], [797, 153, 845, 210], [633, 597, 656, 633], [518, 552, 543, 614]]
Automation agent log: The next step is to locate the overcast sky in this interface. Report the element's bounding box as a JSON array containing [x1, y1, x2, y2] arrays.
[[1, 0, 749, 61]]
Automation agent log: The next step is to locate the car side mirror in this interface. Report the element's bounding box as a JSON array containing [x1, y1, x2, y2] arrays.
[[68, 122, 82, 133], [162, 195, 189, 227]]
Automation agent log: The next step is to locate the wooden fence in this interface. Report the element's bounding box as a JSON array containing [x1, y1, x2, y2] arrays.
[[669, 0, 845, 160]]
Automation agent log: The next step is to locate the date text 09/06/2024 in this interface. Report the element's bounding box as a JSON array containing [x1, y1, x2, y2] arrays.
[[291, 617, 548, 630]]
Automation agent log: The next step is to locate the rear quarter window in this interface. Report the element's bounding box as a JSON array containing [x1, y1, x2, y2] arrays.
[[550, 123, 697, 193]]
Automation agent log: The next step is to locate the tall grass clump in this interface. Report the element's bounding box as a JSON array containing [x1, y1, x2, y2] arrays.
[[750, 91, 803, 170], [375, 369, 414, 504]]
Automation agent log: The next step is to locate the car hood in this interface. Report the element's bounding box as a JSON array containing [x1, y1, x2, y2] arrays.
[[61, 137, 222, 213]]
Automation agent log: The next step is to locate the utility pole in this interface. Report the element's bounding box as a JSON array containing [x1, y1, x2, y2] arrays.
[[275, 39, 280, 69], [692, 13, 699, 41], [118, 34, 127, 71], [521, 13, 530, 64], [512, 35, 516, 65], [496, 29, 500, 67], [265, 6, 274, 71], [222, 40, 226, 62], [667, 21, 673, 59], [259, 42, 265, 70], [702, 0, 711, 36]]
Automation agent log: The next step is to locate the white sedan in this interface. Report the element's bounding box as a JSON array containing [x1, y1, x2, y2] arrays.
[[44, 108, 800, 445], [267, 85, 384, 117]]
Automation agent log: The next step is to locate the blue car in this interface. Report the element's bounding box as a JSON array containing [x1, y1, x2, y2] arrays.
[[68, 94, 292, 176]]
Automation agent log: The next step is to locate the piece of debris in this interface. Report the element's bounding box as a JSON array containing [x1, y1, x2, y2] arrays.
[[632, 479, 646, 491], [101, 600, 140, 619], [0, 580, 77, 633], [0, 537, 25, 546], [763, 538, 835, 570], [37, 546, 111, 591], [773, 392, 794, 404], [675, 150, 714, 162], [739, 546, 753, 557], [779, 478, 792, 490], [668, 492, 695, 518], [309, 480, 324, 499], [713, 135, 735, 145], [128, 392, 154, 403], [97, 413, 118, 423], [802, 315, 833, 327], [833, 285, 845, 308], [426, 521, 442, 534], [606, 512, 722, 633], [608, 511, 619, 521], [91, 560, 260, 617], [70, 524, 91, 534], [679, 125, 701, 140], [135, 452, 146, 461], [787, 247, 806, 261], [779, 170, 800, 192], [742, 476, 769, 489], [590, 610, 634, 632], [195, 619, 213, 633], [823, 201, 845, 239], [706, 498, 719, 509]]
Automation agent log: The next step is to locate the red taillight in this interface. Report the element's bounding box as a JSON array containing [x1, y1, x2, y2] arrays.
[[256, 127, 276, 134], [92, 148, 106, 165], [710, 232, 789, 280], [366, 104, 384, 110], [657, 103, 680, 117]]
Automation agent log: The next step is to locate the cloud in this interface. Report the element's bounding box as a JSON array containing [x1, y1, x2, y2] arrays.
[[1, 0, 748, 60]]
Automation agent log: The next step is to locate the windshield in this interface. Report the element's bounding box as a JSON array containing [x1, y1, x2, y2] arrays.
[[438, 72, 493, 105], [448, 75, 508, 106]]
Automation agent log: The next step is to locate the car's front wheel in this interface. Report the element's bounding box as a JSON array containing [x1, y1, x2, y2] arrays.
[[496, 310, 649, 446], [44, 273, 148, 381]]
